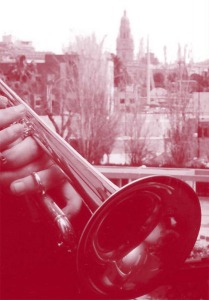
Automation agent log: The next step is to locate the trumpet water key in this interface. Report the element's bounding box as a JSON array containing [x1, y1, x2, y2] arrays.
[[0, 79, 201, 299]]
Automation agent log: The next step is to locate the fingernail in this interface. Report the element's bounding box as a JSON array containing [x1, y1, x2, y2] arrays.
[[10, 181, 26, 195], [14, 104, 26, 115], [0, 96, 8, 108]]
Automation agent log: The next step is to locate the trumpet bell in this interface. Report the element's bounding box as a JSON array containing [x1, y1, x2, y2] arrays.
[[77, 176, 201, 299]]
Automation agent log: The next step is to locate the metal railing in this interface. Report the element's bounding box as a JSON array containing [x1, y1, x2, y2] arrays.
[[96, 166, 209, 196]]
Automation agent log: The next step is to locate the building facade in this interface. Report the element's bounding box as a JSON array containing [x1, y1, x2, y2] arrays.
[[114, 11, 159, 112]]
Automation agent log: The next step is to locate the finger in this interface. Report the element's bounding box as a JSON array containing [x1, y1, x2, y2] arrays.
[[61, 182, 82, 218], [0, 156, 51, 188], [0, 104, 26, 129], [0, 123, 24, 151], [0, 96, 8, 108], [1, 137, 43, 169], [10, 164, 65, 196]]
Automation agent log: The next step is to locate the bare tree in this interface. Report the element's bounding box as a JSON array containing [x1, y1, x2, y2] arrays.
[[165, 83, 198, 167], [50, 35, 119, 164], [125, 112, 153, 166]]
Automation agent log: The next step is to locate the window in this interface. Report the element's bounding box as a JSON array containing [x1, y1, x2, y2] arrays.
[[120, 98, 125, 104], [34, 95, 42, 108], [198, 122, 209, 138], [35, 100, 41, 107]]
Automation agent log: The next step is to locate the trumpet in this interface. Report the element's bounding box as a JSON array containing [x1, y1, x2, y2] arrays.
[[0, 79, 201, 299]]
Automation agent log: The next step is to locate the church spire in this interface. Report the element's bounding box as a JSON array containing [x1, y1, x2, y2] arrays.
[[116, 11, 134, 63]]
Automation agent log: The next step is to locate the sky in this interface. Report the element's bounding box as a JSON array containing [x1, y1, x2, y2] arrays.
[[0, 0, 209, 63]]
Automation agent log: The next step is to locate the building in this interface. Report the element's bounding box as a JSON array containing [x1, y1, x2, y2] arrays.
[[116, 10, 134, 63], [0, 34, 49, 62], [114, 11, 159, 112]]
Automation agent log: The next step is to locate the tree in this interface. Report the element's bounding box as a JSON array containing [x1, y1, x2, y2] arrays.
[[190, 73, 209, 92], [165, 87, 197, 167], [50, 35, 119, 164], [125, 112, 153, 166], [111, 54, 132, 88], [5, 55, 43, 109], [153, 72, 165, 88], [43, 55, 76, 139]]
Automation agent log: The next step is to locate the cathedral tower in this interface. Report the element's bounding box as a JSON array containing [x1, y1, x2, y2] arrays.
[[116, 11, 134, 63]]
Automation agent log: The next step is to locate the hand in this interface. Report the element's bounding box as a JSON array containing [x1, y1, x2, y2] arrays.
[[0, 96, 82, 219], [0, 96, 50, 190]]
